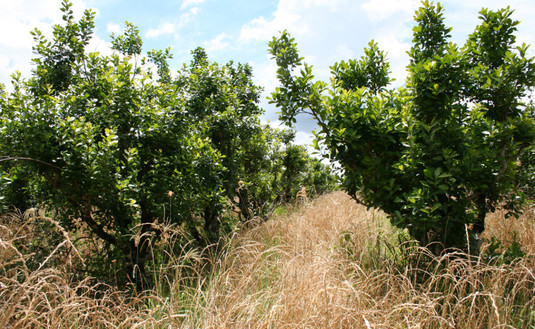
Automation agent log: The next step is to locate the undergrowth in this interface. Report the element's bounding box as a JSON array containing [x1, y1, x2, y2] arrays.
[[1, 192, 534, 328]]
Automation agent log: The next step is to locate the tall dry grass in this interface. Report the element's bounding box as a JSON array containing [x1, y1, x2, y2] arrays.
[[1, 191, 534, 328], [0, 210, 167, 328], [184, 192, 535, 328], [484, 207, 535, 255]]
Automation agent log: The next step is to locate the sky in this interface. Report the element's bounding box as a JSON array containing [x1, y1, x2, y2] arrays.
[[1, 0, 535, 146]]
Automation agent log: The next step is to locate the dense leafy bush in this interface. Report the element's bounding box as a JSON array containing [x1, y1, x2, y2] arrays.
[[269, 1, 535, 252], [0, 0, 337, 286]]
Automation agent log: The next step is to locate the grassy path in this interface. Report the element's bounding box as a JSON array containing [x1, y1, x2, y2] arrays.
[[194, 191, 379, 328], [2, 191, 534, 328], [188, 191, 535, 328]]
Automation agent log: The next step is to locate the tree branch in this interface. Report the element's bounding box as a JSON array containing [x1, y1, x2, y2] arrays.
[[0, 156, 61, 171], [82, 212, 118, 247]]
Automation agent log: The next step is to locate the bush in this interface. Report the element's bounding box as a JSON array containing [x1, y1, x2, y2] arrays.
[[0, 0, 338, 287], [268, 1, 535, 252]]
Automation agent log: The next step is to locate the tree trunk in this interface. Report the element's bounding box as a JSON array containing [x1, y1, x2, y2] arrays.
[[203, 206, 221, 244], [125, 237, 151, 291]]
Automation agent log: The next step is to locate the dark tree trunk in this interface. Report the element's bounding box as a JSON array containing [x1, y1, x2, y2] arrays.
[[203, 206, 221, 244], [125, 237, 151, 290], [470, 195, 488, 255], [236, 187, 253, 222], [473, 196, 487, 236]]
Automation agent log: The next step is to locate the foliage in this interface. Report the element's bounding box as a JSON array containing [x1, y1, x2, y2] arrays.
[[268, 1, 535, 252], [0, 0, 337, 286], [482, 232, 527, 265]]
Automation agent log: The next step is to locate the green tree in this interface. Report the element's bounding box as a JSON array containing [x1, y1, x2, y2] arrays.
[[175, 47, 263, 238], [0, 1, 248, 286], [268, 1, 535, 252], [0, 0, 338, 287]]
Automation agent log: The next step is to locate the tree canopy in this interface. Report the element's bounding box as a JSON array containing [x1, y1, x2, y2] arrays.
[[0, 0, 337, 286], [269, 1, 535, 252]]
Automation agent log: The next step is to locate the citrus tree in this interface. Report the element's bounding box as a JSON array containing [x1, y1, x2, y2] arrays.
[[0, 1, 225, 284], [0, 0, 338, 286], [269, 1, 535, 252]]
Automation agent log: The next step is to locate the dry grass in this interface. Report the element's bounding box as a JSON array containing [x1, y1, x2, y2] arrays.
[[0, 211, 167, 328], [1, 191, 534, 328], [187, 192, 535, 328], [484, 206, 535, 255]]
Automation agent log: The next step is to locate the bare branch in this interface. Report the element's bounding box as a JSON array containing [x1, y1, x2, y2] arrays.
[[0, 156, 61, 171]]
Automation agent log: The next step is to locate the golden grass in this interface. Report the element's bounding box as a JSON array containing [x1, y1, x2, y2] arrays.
[[484, 206, 535, 255], [186, 192, 535, 328], [1, 191, 534, 328]]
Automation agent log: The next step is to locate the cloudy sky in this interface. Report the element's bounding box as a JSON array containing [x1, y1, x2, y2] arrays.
[[1, 0, 534, 145]]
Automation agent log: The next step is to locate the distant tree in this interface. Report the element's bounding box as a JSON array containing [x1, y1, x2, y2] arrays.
[[268, 1, 535, 252]]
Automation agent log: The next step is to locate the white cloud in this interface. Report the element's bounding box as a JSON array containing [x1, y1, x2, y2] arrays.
[[0, 53, 14, 88], [86, 34, 114, 57], [361, 0, 419, 22], [146, 22, 177, 39], [204, 33, 232, 53], [375, 35, 411, 85], [265, 119, 285, 130], [144, 6, 200, 40], [239, 0, 356, 44], [106, 22, 121, 34], [179, 6, 200, 28], [295, 130, 315, 147], [329, 45, 355, 63], [239, 5, 307, 43], [180, 0, 205, 11], [251, 58, 278, 95]]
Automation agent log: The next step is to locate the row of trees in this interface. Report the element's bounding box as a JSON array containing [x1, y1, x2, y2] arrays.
[[3, 0, 534, 288], [0, 1, 337, 286], [269, 1, 535, 252]]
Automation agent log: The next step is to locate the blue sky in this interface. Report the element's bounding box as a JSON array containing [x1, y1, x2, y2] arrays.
[[1, 0, 535, 145]]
